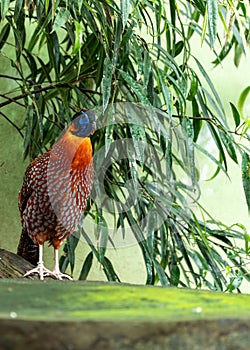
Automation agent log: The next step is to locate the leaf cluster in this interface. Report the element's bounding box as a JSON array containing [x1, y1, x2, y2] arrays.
[[0, 0, 249, 290]]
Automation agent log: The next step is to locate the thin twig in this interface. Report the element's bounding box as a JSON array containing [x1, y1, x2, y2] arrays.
[[0, 94, 26, 108], [0, 74, 32, 83], [0, 111, 24, 138], [172, 114, 214, 121], [0, 84, 101, 109]]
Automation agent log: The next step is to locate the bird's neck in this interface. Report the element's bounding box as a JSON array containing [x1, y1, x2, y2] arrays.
[[55, 130, 93, 170]]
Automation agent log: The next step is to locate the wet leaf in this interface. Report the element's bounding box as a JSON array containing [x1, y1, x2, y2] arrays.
[[242, 152, 250, 212], [230, 102, 240, 128], [207, 0, 218, 46], [71, 20, 83, 56], [51, 8, 70, 33], [0, 0, 10, 20], [121, 0, 130, 29], [238, 86, 250, 117], [102, 57, 113, 111], [79, 252, 93, 280], [0, 22, 10, 51]]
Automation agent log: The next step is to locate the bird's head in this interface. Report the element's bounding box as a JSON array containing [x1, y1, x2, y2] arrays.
[[70, 109, 96, 138]]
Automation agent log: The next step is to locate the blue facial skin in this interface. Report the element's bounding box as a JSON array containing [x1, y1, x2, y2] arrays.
[[72, 110, 95, 137]]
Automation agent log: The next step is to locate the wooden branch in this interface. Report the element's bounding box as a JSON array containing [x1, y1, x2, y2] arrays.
[[0, 248, 37, 279]]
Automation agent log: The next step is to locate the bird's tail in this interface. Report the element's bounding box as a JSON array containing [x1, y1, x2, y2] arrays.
[[17, 228, 39, 266]]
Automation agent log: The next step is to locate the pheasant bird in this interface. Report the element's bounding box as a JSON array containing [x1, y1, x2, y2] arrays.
[[17, 109, 96, 280]]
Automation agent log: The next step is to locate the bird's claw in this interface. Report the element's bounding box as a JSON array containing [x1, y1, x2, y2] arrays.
[[48, 271, 73, 280], [24, 263, 72, 280]]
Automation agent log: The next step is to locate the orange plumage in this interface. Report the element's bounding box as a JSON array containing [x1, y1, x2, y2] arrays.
[[17, 109, 96, 280]]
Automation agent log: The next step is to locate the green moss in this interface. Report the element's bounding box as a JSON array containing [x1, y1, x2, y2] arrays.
[[0, 280, 250, 322]]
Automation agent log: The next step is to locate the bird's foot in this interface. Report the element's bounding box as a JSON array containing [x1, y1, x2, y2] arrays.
[[24, 263, 56, 281], [24, 264, 73, 280], [49, 270, 73, 281]]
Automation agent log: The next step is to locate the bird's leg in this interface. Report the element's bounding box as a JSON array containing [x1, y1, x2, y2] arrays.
[[37, 244, 45, 280], [24, 244, 55, 280], [51, 248, 73, 280]]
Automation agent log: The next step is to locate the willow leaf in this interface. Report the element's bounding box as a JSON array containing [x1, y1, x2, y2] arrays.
[[218, 129, 238, 164], [102, 57, 113, 111], [238, 86, 250, 117], [207, 0, 218, 46], [121, 0, 130, 29], [182, 117, 196, 187], [194, 57, 224, 116], [194, 143, 228, 178], [0, 22, 10, 50], [0, 0, 10, 20], [128, 122, 146, 165], [98, 214, 109, 264], [154, 259, 169, 286], [230, 102, 240, 128], [71, 20, 83, 56], [51, 8, 70, 33], [242, 152, 250, 212], [67, 233, 80, 274], [14, 0, 23, 22], [79, 252, 93, 280], [207, 122, 228, 171], [103, 257, 120, 282], [119, 69, 150, 105], [156, 67, 173, 116]]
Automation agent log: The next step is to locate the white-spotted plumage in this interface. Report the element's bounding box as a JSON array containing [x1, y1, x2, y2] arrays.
[[17, 109, 95, 280]]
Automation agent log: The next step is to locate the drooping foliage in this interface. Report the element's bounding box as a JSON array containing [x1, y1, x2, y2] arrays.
[[0, 0, 249, 290]]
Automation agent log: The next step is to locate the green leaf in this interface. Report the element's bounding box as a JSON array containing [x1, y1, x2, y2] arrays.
[[79, 252, 93, 280], [207, 122, 228, 171], [119, 69, 150, 105], [103, 257, 120, 282], [155, 67, 173, 116], [201, 4, 208, 45], [125, 209, 153, 284], [182, 117, 197, 186], [230, 102, 241, 128], [218, 129, 238, 164], [128, 123, 146, 165], [169, 262, 180, 286], [0, 0, 10, 20], [242, 152, 250, 212], [71, 20, 83, 56], [102, 57, 113, 111], [187, 10, 200, 40], [207, 0, 218, 46], [154, 259, 169, 286], [14, 0, 23, 22], [51, 8, 70, 33], [192, 98, 202, 142], [194, 143, 228, 178], [67, 233, 80, 274], [146, 67, 154, 104], [187, 72, 199, 101], [113, 17, 122, 68], [226, 273, 243, 292], [121, 0, 130, 29], [0, 22, 10, 51], [194, 58, 224, 116], [97, 213, 109, 265], [238, 86, 250, 117], [173, 40, 184, 57]]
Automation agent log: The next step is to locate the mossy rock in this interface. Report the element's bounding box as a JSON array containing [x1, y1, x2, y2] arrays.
[[0, 279, 250, 349]]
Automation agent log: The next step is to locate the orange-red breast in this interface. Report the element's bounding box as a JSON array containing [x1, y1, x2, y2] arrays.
[[17, 109, 96, 280]]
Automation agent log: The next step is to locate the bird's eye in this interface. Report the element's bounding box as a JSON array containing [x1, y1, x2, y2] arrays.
[[79, 112, 89, 124]]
